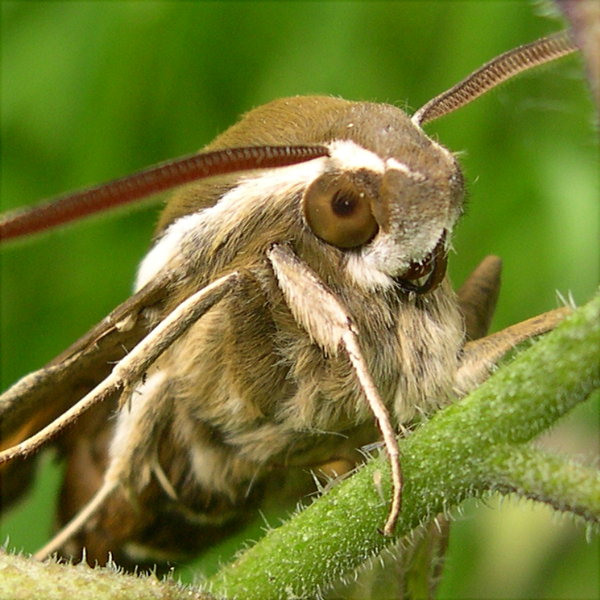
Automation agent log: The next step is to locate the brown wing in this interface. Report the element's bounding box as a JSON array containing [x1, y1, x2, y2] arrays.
[[0, 273, 171, 509]]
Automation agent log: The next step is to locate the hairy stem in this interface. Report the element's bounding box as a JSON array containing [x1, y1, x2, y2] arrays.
[[0, 551, 212, 600], [208, 294, 599, 599], [488, 443, 600, 523]]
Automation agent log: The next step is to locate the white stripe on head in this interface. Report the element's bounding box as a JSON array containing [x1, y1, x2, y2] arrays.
[[386, 157, 426, 181], [327, 139, 385, 172], [135, 139, 451, 295], [136, 140, 389, 290], [135, 156, 329, 290]]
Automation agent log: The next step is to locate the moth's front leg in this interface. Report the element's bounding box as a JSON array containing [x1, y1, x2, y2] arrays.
[[455, 256, 571, 394], [267, 243, 402, 535]]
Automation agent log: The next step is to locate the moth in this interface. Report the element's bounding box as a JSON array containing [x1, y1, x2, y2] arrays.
[[0, 15, 587, 579]]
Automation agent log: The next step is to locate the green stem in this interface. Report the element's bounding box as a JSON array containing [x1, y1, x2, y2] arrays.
[[208, 294, 600, 599], [0, 551, 211, 600], [487, 443, 600, 523]]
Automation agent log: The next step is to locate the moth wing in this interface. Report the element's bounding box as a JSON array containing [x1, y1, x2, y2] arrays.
[[0, 273, 171, 509]]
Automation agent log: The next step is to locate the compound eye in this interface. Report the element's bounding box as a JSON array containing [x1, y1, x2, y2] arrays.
[[303, 177, 379, 248]]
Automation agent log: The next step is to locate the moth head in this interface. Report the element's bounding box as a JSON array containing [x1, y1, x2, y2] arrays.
[[155, 95, 462, 296], [293, 102, 463, 294], [0, 31, 575, 299]]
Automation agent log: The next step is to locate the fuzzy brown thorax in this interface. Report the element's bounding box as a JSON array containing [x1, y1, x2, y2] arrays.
[[93, 97, 467, 563], [134, 96, 465, 434]]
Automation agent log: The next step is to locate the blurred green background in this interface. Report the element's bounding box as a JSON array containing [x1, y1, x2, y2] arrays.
[[1, 1, 598, 598]]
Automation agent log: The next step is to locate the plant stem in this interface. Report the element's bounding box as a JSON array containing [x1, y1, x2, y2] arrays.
[[208, 294, 600, 599], [488, 443, 600, 523]]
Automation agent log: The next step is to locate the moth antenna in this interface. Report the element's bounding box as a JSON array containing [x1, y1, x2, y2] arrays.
[[0, 272, 240, 464], [413, 31, 578, 125], [0, 145, 329, 242], [34, 478, 119, 561]]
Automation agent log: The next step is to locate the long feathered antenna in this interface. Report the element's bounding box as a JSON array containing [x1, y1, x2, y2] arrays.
[[0, 145, 328, 242], [413, 31, 577, 125]]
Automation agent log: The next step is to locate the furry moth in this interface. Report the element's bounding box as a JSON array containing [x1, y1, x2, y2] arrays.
[[0, 9, 592, 580]]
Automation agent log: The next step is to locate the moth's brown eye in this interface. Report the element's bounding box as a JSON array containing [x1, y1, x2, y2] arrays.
[[331, 190, 358, 217], [303, 177, 379, 249]]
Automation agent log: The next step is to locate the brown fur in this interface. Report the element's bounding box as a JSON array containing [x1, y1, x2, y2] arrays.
[[59, 97, 465, 567]]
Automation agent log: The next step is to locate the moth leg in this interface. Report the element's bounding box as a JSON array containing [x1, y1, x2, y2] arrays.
[[0, 272, 171, 452], [389, 256, 502, 597], [457, 255, 502, 341], [0, 272, 240, 468], [0, 274, 174, 510], [456, 307, 571, 394], [268, 243, 401, 536], [34, 473, 120, 561], [455, 253, 570, 392], [36, 379, 174, 562], [23, 272, 241, 560]]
